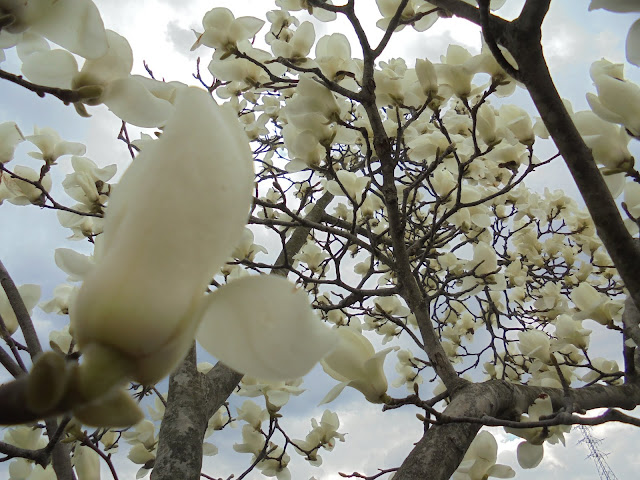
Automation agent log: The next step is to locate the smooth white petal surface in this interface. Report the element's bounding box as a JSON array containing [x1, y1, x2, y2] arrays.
[[197, 275, 337, 380], [103, 77, 173, 127], [21, 49, 77, 88], [30, 0, 107, 59], [627, 19, 640, 66], [516, 442, 544, 469], [486, 464, 516, 478], [72, 87, 254, 385]]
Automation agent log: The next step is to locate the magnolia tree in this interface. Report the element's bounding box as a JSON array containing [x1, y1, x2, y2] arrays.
[[1, 0, 640, 479]]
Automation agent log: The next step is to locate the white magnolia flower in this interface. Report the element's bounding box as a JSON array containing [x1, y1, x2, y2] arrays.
[[415, 58, 438, 97], [572, 110, 633, 169], [62, 156, 116, 206], [452, 431, 515, 480], [236, 400, 268, 430], [586, 59, 640, 136], [0, 121, 25, 163], [190, 7, 265, 52], [325, 170, 371, 203], [435, 45, 476, 99], [552, 314, 591, 349], [314, 33, 358, 84], [497, 105, 534, 146], [0, 284, 40, 336], [320, 327, 397, 404], [570, 282, 623, 327], [231, 228, 268, 261], [504, 394, 570, 469], [517, 330, 552, 364], [71, 88, 335, 405], [271, 21, 315, 61], [21, 31, 173, 127], [49, 324, 77, 356], [375, 0, 438, 32], [294, 242, 330, 273], [26, 126, 86, 164], [1, 165, 52, 205]]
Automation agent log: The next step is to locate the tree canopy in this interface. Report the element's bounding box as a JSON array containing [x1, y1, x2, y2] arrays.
[[0, 1, 639, 479]]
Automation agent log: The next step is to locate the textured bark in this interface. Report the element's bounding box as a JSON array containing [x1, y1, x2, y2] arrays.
[[151, 346, 209, 480], [203, 363, 245, 419], [151, 349, 243, 480], [47, 421, 76, 480], [394, 379, 640, 480]]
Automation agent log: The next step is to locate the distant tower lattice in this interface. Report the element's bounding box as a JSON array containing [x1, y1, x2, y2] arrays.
[[578, 425, 619, 480]]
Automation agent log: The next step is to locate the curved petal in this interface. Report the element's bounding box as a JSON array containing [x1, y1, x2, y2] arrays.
[[54, 248, 94, 281], [627, 19, 640, 66], [197, 275, 337, 380], [80, 30, 133, 83], [103, 77, 173, 127], [71, 87, 254, 385], [318, 381, 349, 405], [516, 441, 544, 469], [486, 464, 516, 478], [30, 0, 108, 59], [20, 49, 77, 88]]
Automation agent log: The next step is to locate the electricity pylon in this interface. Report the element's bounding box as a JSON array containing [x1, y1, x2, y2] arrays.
[[578, 425, 618, 480]]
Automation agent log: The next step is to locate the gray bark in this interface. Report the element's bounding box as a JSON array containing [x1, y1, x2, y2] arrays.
[[151, 346, 205, 480], [395, 380, 640, 479]]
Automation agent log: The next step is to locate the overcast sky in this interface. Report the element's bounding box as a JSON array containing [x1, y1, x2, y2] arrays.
[[1, 1, 639, 479]]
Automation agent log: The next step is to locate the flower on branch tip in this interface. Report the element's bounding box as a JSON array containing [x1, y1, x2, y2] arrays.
[[190, 7, 265, 52], [26, 126, 86, 164], [320, 327, 398, 404], [587, 59, 640, 136], [20, 30, 173, 127], [570, 282, 623, 327], [0, 165, 52, 205]]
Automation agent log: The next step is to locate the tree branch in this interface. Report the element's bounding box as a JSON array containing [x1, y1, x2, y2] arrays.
[[0, 259, 42, 358], [502, 14, 640, 313]]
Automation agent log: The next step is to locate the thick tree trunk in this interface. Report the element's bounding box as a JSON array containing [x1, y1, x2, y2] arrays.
[[151, 346, 242, 480], [151, 346, 207, 480]]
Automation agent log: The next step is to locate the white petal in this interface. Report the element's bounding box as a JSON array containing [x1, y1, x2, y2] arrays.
[[627, 19, 640, 66], [318, 382, 349, 405], [103, 77, 173, 127], [197, 275, 337, 380], [30, 0, 108, 59], [516, 442, 544, 469], [486, 463, 516, 478], [21, 49, 77, 88], [54, 248, 94, 281], [71, 87, 254, 385]]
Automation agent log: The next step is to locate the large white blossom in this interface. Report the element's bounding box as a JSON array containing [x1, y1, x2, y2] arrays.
[[70, 87, 336, 413]]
